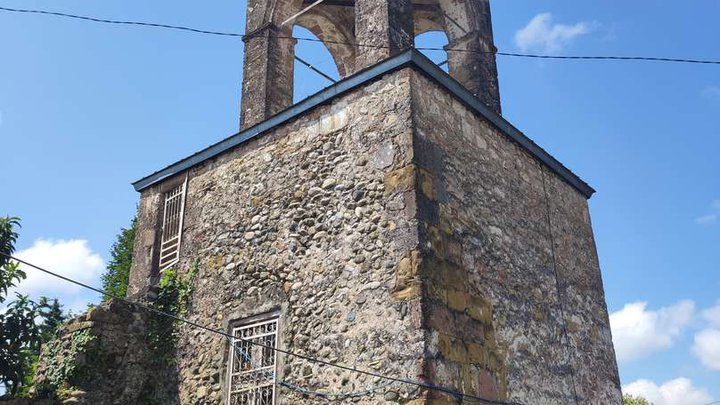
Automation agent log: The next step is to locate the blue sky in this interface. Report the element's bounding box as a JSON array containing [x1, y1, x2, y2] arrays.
[[0, 1, 718, 403]]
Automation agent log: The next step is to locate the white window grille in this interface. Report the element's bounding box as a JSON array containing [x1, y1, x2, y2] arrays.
[[227, 317, 279, 405], [159, 179, 187, 270]]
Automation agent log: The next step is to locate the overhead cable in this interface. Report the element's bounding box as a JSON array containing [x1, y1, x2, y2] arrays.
[[1, 5, 719, 66], [0, 252, 520, 405]]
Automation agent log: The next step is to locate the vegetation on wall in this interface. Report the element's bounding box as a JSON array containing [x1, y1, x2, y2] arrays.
[[623, 394, 653, 405], [147, 260, 199, 366], [34, 328, 104, 399], [0, 216, 69, 397], [101, 216, 137, 300]]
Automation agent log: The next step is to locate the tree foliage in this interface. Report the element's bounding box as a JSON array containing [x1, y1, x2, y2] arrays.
[[0, 217, 69, 397], [0, 216, 25, 303], [623, 394, 653, 405], [100, 217, 136, 300]]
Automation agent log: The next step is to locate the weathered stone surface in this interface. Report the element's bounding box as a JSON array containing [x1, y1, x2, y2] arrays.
[[133, 71, 425, 404], [409, 70, 621, 403], [125, 65, 621, 404], [32, 300, 175, 404]]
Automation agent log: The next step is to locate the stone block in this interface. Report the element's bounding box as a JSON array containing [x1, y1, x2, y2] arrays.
[[466, 295, 492, 324], [391, 284, 421, 301], [446, 289, 468, 313], [384, 164, 416, 194], [467, 342, 487, 365], [417, 168, 436, 201], [438, 262, 468, 289]]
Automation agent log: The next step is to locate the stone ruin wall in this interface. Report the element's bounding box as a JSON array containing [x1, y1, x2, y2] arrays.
[[30, 300, 175, 404], [408, 70, 621, 403], [131, 69, 429, 404]]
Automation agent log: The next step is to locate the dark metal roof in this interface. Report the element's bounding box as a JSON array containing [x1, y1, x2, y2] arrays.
[[132, 49, 595, 198]]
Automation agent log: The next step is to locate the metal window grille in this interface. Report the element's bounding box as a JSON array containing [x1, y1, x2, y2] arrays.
[[159, 180, 186, 270], [227, 318, 278, 405]]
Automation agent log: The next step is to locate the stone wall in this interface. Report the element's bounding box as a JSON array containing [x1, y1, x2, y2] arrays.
[[409, 70, 621, 403], [128, 65, 621, 404], [32, 299, 176, 404], [132, 70, 429, 404]]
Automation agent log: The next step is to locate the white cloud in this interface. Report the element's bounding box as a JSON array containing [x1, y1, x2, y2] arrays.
[[695, 214, 718, 225], [10, 239, 105, 313], [610, 300, 694, 363], [692, 302, 720, 370], [702, 302, 720, 327], [515, 13, 594, 54], [693, 329, 720, 370], [623, 378, 712, 405]]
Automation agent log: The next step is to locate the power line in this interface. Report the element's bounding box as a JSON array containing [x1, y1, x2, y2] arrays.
[[0, 5, 244, 37], [224, 334, 399, 400], [294, 55, 337, 83], [278, 379, 402, 400], [1, 5, 719, 66], [494, 52, 720, 64], [0, 252, 520, 405]]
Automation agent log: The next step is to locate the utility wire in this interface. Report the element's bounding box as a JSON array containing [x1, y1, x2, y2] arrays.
[[294, 55, 337, 83], [0, 5, 244, 37], [278, 379, 401, 400], [1, 5, 719, 66], [225, 334, 400, 400], [0, 252, 520, 405]]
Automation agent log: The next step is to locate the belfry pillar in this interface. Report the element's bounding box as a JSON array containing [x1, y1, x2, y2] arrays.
[[354, 0, 415, 69]]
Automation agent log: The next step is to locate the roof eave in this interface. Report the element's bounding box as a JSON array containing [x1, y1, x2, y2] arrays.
[[132, 49, 595, 198]]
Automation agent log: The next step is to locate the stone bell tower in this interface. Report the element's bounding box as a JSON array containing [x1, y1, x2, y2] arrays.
[[126, 0, 622, 403], [239, 0, 501, 129]]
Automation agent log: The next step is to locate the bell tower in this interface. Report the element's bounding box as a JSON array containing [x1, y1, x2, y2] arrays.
[[239, 0, 502, 129], [122, 0, 623, 403]]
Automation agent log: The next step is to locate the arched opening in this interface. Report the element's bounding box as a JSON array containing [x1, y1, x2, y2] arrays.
[[292, 26, 341, 102], [415, 30, 450, 73]]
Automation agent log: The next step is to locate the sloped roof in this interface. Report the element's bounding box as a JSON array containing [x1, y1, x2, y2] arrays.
[[132, 49, 594, 198]]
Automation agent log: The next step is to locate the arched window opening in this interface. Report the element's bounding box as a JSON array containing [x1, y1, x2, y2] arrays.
[[293, 26, 341, 103], [415, 31, 450, 73]]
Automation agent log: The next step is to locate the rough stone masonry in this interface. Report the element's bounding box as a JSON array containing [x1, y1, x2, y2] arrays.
[[33, 0, 622, 403]]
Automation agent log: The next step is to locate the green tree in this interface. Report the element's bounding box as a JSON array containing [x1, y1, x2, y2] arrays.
[[0, 216, 25, 303], [0, 294, 42, 396], [100, 217, 136, 300], [623, 394, 653, 405], [37, 297, 67, 342], [0, 217, 69, 397]]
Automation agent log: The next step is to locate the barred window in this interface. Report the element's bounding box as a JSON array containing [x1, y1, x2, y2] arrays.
[[159, 181, 186, 270], [227, 317, 279, 405]]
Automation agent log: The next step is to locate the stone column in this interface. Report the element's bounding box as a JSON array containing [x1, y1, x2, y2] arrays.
[[445, 0, 501, 114], [354, 0, 414, 70], [240, 23, 296, 130]]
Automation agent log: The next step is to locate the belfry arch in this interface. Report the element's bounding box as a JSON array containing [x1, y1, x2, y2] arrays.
[[240, 0, 362, 129], [239, 0, 500, 129], [413, 0, 501, 113]]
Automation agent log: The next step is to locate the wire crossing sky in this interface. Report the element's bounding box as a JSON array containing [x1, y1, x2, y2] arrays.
[[1, 5, 719, 65]]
